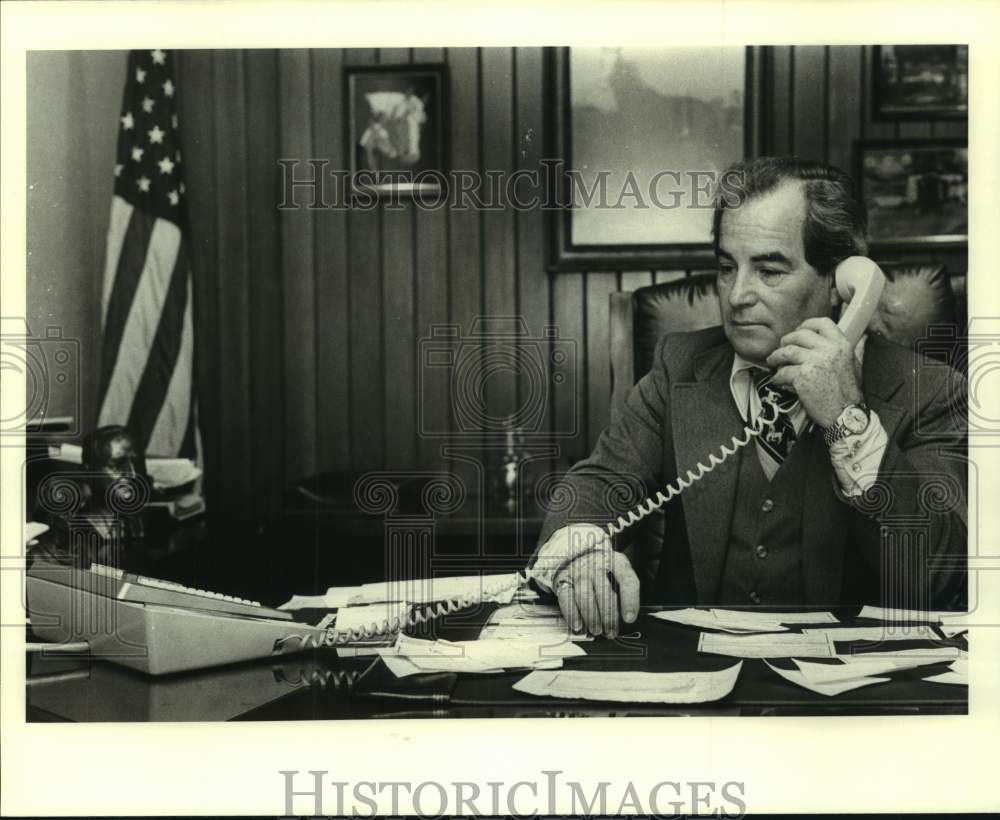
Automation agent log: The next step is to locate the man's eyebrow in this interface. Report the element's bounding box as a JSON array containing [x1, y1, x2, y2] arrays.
[[715, 248, 794, 267], [750, 251, 793, 266]]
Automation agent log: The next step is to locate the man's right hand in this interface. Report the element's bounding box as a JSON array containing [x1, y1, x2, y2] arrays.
[[533, 524, 640, 638]]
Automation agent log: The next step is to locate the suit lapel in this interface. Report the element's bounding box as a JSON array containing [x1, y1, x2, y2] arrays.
[[671, 343, 743, 603]]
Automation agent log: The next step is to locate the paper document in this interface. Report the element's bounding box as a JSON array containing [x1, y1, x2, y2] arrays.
[[802, 625, 939, 642], [512, 663, 743, 704], [793, 651, 958, 684], [379, 634, 581, 677], [765, 661, 889, 696], [836, 646, 960, 663], [652, 609, 784, 633], [858, 606, 967, 623], [698, 632, 836, 658]]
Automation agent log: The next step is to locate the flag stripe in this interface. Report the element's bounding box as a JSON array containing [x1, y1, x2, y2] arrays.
[[98, 207, 157, 403], [126, 243, 189, 453], [101, 196, 134, 325], [98, 218, 182, 429], [145, 277, 194, 456]]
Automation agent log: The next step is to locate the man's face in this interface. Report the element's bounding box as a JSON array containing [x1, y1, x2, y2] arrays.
[[716, 181, 834, 364]]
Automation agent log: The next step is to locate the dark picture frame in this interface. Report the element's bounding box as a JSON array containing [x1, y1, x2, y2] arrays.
[[856, 139, 967, 247], [873, 45, 968, 120], [546, 46, 765, 272], [346, 64, 448, 195]]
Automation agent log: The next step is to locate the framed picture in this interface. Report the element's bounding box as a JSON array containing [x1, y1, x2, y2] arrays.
[[547, 46, 764, 272], [857, 139, 967, 247], [346, 64, 447, 195], [873, 45, 968, 119]]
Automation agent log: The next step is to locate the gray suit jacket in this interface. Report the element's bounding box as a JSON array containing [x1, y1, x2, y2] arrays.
[[537, 326, 967, 608]]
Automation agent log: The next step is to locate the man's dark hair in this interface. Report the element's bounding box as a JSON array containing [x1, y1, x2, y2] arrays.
[[711, 156, 868, 276]]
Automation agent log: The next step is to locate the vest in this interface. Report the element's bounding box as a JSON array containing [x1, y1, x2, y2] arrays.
[[716, 431, 818, 605]]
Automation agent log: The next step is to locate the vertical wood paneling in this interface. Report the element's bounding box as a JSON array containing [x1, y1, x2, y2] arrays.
[[279, 50, 318, 483], [413, 50, 450, 470], [245, 50, 284, 519], [481, 48, 518, 429], [446, 48, 483, 472], [770, 47, 794, 155], [551, 273, 586, 463], [378, 48, 418, 469], [175, 51, 222, 507], [585, 273, 617, 449], [827, 46, 863, 173], [344, 48, 384, 470], [792, 47, 827, 160], [312, 48, 351, 471], [620, 271, 654, 291], [212, 51, 253, 515]]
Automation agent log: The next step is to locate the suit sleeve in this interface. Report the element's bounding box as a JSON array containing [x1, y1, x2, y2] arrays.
[[848, 365, 968, 609], [534, 335, 674, 554]]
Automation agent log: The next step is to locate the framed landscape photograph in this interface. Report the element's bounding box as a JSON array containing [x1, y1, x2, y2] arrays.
[[547, 46, 763, 271], [873, 45, 968, 119], [857, 139, 967, 246], [346, 64, 447, 195]]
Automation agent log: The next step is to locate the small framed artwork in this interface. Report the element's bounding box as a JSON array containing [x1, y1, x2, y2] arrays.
[[346, 64, 447, 195], [873, 45, 968, 120], [857, 139, 967, 247]]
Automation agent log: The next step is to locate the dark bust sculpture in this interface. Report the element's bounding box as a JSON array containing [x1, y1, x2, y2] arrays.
[[33, 425, 150, 565]]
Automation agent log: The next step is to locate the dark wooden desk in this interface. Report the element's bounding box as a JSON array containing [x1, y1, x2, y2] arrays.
[[26, 605, 967, 722]]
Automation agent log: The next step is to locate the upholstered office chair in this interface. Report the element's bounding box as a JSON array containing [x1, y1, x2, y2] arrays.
[[607, 263, 963, 584]]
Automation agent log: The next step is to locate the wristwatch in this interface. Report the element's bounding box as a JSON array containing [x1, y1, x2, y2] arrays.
[[823, 402, 871, 446]]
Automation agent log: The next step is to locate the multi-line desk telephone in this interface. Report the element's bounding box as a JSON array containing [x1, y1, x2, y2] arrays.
[[26, 258, 885, 675]]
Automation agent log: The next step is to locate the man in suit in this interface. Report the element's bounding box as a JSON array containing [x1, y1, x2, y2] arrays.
[[532, 156, 967, 637]]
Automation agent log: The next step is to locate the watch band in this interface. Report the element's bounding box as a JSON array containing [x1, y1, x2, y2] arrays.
[[823, 403, 870, 446]]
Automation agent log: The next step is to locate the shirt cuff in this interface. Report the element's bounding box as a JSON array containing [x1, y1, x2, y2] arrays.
[[827, 408, 888, 499], [529, 523, 610, 592]]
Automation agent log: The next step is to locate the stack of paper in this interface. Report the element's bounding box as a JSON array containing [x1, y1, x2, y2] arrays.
[[379, 634, 585, 678], [513, 663, 743, 704], [765, 647, 962, 695], [652, 608, 837, 633], [858, 605, 969, 638]]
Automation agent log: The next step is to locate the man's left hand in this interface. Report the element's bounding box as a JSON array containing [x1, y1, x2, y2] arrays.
[[765, 317, 863, 429]]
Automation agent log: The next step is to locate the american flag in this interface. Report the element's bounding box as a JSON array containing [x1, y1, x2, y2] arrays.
[[97, 49, 198, 459]]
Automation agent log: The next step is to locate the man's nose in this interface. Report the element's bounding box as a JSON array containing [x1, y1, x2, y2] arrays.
[[727, 268, 757, 309]]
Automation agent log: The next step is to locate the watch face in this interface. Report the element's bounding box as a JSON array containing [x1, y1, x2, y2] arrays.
[[843, 405, 869, 434]]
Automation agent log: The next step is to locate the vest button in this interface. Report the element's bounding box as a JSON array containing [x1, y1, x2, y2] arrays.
[[755, 544, 768, 559], [761, 498, 774, 513], [749, 590, 761, 604]]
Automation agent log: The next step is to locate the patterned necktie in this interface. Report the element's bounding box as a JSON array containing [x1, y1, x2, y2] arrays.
[[751, 368, 798, 463]]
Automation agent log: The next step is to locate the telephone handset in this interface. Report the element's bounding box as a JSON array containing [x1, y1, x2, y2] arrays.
[[604, 256, 885, 537]]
